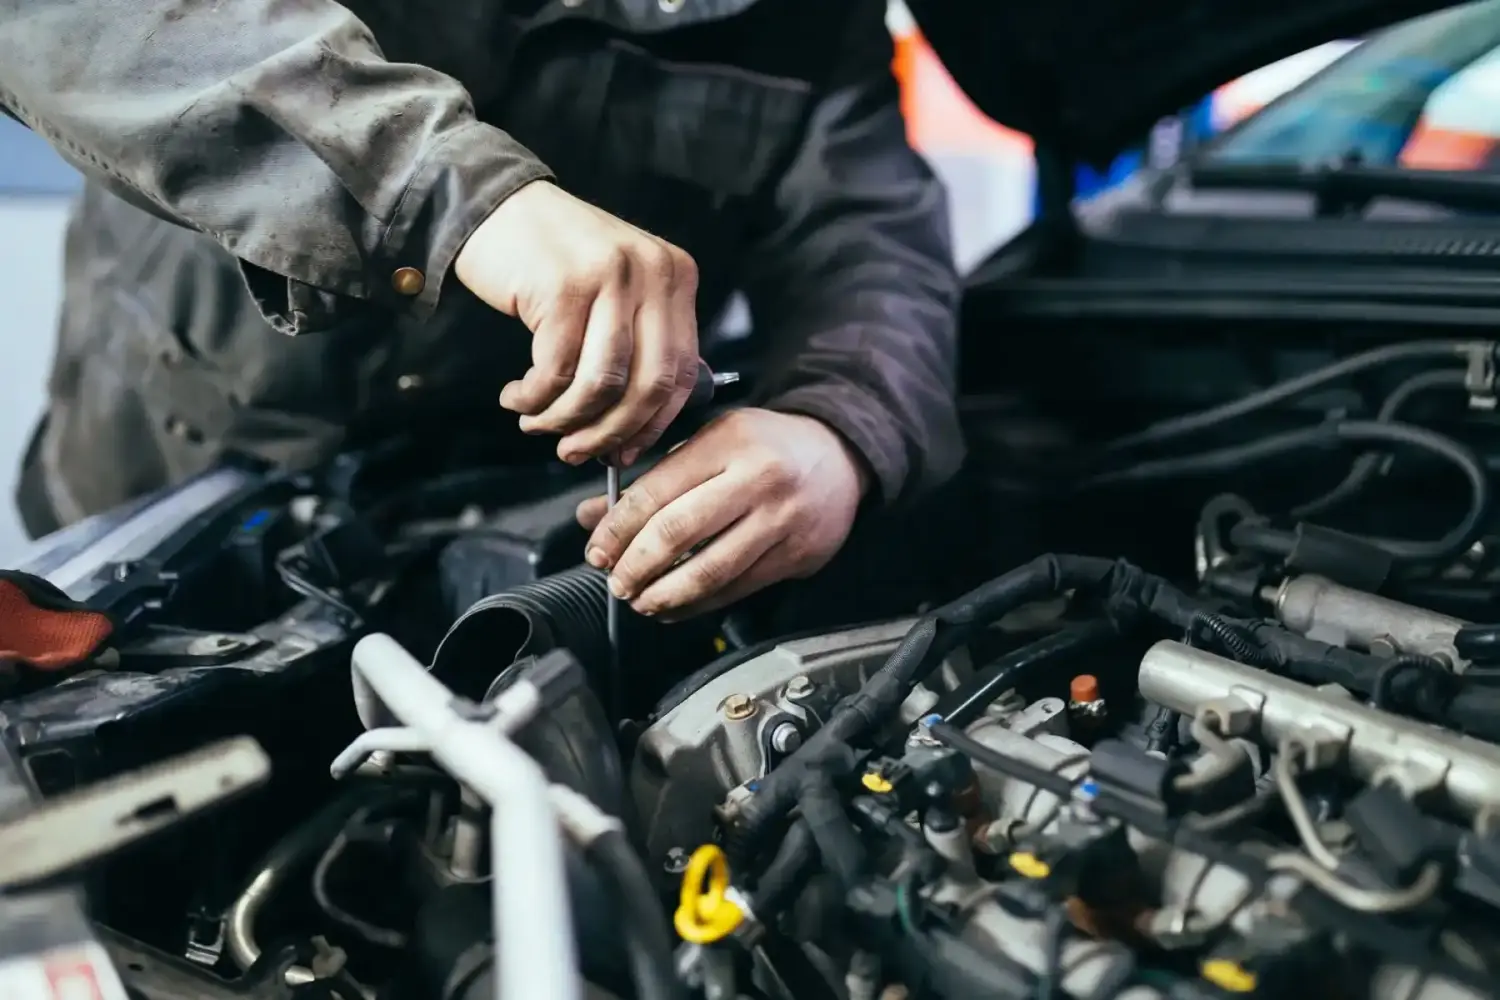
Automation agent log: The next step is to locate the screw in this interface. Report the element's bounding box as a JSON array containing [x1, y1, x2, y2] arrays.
[[664, 847, 690, 875], [784, 675, 814, 701], [769, 722, 802, 754], [723, 694, 757, 720]]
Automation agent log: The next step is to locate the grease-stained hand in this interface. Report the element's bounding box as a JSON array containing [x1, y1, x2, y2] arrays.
[[455, 179, 701, 466], [576, 408, 870, 620]]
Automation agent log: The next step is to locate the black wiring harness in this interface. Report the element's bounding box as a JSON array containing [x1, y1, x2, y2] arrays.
[[719, 551, 1500, 998], [1079, 340, 1497, 582]]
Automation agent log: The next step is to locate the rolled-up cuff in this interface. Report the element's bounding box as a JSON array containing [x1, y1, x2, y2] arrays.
[[242, 121, 553, 336], [376, 119, 554, 321]]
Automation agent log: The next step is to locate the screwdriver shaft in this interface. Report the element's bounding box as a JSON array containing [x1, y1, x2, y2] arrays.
[[601, 366, 737, 720], [606, 464, 621, 666]]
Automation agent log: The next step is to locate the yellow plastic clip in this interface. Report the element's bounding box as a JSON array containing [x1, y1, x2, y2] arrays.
[[1008, 851, 1052, 879], [1200, 958, 1258, 993], [673, 845, 745, 944]]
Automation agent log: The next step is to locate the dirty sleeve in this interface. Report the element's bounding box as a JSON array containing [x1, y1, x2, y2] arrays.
[[743, 8, 964, 508], [0, 0, 552, 334]]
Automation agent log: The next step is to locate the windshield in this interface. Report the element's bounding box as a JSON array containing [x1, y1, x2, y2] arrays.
[[1205, 0, 1500, 172]]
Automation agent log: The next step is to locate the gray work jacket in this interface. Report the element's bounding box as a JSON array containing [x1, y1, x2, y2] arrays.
[[0, 0, 962, 525]]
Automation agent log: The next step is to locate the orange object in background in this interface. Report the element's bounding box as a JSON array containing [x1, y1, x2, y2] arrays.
[[885, 2, 1037, 266], [887, 5, 1031, 159], [1400, 121, 1498, 170]]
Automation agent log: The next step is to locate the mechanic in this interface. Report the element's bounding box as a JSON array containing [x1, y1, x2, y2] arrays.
[[2, 0, 963, 625]]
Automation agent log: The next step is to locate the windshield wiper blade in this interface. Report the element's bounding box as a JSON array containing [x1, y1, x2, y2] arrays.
[[1186, 161, 1500, 214]]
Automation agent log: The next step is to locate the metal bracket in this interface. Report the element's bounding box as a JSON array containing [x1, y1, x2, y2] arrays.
[[1464, 343, 1498, 411], [0, 737, 270, 890]]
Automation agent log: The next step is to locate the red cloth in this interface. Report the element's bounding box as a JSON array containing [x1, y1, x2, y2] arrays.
[[0, 573, 114, 671]]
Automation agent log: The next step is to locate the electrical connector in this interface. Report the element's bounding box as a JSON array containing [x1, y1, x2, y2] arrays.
[[1343, 782, 1453, 884]]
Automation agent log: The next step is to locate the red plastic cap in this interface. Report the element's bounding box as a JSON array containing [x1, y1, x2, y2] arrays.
[[1070, 674, 1100, 703]]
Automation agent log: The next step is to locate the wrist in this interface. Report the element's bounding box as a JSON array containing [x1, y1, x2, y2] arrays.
[[454, 177, 554, 293], [784, 412, 874, 500]]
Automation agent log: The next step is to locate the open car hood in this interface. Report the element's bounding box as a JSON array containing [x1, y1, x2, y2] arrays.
[[903, 0, 1459, 164]]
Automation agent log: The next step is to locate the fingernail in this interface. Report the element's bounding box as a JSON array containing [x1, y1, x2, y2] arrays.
[[634, 602, 657, 617], [620, 448, 639, 467], [608, 576, 629, 599], [561, 452, 585, 466], [585, 546, 608, 569]]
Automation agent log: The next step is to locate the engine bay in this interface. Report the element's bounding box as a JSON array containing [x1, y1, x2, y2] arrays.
[[7, 335, 1500, 1000]]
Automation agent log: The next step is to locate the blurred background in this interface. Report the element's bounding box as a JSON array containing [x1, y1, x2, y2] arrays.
[[0, 4, 1354, 560]]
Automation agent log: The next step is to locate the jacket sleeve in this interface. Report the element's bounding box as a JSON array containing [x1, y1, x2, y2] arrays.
[[741, 10, 962, 508], [0, 0, 552, 335]]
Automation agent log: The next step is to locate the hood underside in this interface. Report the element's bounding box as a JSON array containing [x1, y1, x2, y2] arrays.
[[903, 0, 1461, 164]]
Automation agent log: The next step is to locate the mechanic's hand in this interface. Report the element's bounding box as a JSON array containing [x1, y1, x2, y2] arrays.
[[455, 179, 701, 465], [575, 409, 870, 620]]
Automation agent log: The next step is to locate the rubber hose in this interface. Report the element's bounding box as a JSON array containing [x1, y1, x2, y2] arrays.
[[1188, 611, 1274, 667], [929, 722, 1075, 798], [1440, 685, 1500, 743], [725, 556, 1203, 865], [933, 619, 1120, 728], [435, 564, 610, 690], [431, 564, 630, 827], [748, 819, 819, 917], [411, 851, 632, 1000], [1089, 420, 1489, 569], [1454, 624, 1500, 665], [1292, 368, 1465, 520], [226, 788, 388, 971], [1371, 654, 1454, 715], [1094, 340, 1482, 459], [797, 777, 867, 890], [588, 831, 686, 1000]]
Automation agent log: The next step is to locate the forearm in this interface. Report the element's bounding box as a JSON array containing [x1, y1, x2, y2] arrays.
[[746, 77, 963, 507], [0, 0, 550, 333]]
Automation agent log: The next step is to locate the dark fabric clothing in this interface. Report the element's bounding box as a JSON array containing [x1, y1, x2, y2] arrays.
[[2, 0, 962, 527], [15, 421, 60, 540]]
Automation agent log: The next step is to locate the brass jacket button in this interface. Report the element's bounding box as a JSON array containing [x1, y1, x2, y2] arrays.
[[391, 267, 426, 296], [164, 415, 203, 444]]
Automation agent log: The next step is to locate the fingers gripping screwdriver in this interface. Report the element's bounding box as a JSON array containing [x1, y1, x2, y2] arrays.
[[605, 364, 739, 705]]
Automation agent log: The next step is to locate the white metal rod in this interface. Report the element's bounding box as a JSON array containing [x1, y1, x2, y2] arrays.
[[351, 633, 581, 1000]]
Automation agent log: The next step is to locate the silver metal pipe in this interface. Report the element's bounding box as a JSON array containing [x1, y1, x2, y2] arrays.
[[328, 727, 430, 780], [1138, 640, 1500, 821], [351, 633, 580, 1000], [1269, 575, 1469, 669], [225, 864, 277, 971]]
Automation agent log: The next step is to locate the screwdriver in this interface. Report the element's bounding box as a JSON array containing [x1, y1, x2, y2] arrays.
[[605, 364, 739, 707]]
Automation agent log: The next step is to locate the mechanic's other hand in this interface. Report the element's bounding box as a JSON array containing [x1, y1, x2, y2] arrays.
[[455, 179, 700, 465], [575, 409, 870, 620]]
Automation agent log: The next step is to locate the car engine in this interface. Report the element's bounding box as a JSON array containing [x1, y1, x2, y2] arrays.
[[5, 339, 1500, 999]]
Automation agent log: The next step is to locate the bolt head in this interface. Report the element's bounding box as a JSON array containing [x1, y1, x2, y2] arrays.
[[664, 847, 689, 874], [723, 694, 757, 720], [770, 722, 802, 754], [784, 675, 814, 700]]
